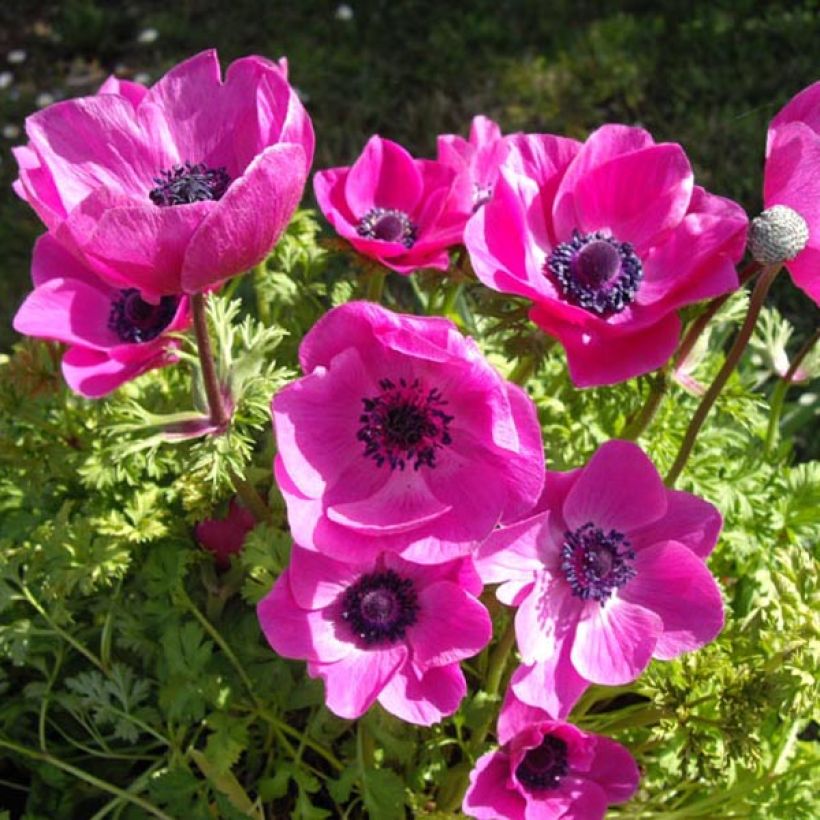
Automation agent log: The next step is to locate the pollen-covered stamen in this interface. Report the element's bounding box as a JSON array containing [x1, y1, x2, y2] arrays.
[[561, 521, 636, 604], [546, 230, 643, 315], [340, 569, 419, 646], [515, 735, 569, 791], [357, 208, 418, 248], [149, 161, 231, 207], [357, 377, 453, 470], [108, 289, 179, 343]]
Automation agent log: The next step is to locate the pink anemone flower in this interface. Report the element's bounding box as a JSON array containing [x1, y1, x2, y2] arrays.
[[13, 234, 190, 397], [194, 497, 256, 569], [257, 545, 491, 724], [313, 135, 471, 274], [475, 439, 724, 718], [465, 126, 748, 386], [464, 686, 639, 819], [436, 115, 511, 211], [763, 80, 820, 304], [271, 301, 545, 565], [13, 50, 314, 299]]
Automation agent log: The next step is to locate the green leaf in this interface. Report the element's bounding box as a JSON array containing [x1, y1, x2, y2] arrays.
[[361, 767, 406, 820]]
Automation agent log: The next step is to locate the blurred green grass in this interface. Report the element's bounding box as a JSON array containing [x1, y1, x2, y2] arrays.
[[1, 0, 818, 349]]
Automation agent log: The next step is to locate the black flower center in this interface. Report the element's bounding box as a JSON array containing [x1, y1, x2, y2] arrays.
[[149, 161, 231, 207], [357, 208, 417, 248], [561, 521, 636, 604], [515, 735, 569, 791], [546, 230, 643, 315], [108, 289, 179, 343], [357, 377, 453, 471], [340, 570, 419, 646]]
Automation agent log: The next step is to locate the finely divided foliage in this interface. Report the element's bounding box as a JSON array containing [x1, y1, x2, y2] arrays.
[[1, 51, 818, 820]]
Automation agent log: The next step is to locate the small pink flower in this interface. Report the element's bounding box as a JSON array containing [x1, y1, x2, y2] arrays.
[[195, 497, 256, 569], [464, 686, 639, 819], [437, 115, 510, 211], [475, 439, 724, 718], [764, 81, 820, 304], [272, 301, 545, 564], [257, 546, 491, 724], [465, 127, 748, 386], [313, 135, 471, 274], [13, 234, 190, 397], [13, 50, 314, 299]]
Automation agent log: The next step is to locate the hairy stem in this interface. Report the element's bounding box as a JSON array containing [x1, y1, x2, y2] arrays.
[[666, 264, 781, 486], [229, 471, 273, 523], [365, 268, 387, 303], [621, 371, 669, 440], [191, 292, 229, 429]]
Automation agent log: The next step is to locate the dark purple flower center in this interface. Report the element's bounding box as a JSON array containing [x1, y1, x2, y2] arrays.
[[515, 735, 569, 791], [149, 161, 231, 207], [108, 289, 178, 343], [357, 377, 453, 471], [340, 569, 419, 645], [357, 208, 417, 248], [546, 230, 643, 315], [561, 521, 636, 604]]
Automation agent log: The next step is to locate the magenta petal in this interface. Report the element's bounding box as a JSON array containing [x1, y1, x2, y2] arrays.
[[548, 778, 609, 820], [409, 581, 491, 667], [310, 644, 407, 719], [463, 750, 526, 820], [571, 597, 662, 685], [182, 142, 307, 292], [344, 135, 424, 216], [497, 684, 552, 745], [30, 232, 103, 288], [377, 662, 466, 725], [629, 489, 722, 558], [769, 80, 820, 143], [98, 75, 149, 107], [287, 545, 368, 610], [589, 736, 640, 803], [474, 511, 551, 588], [515, 572, 580, 664], [510, 648, 590, 721], [60, 346, 153, 398], [621, 541, 724, 660], [562, 440, 667, 532], [13, 144, 67, 230]]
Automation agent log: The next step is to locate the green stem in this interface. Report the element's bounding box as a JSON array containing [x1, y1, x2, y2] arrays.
[[357, 720, 375, 770], [764, 327, 820, 455], [191, 292, 229, 429], [439, 281, 463, 317], [621, 371, 669, 440], [508, 355, 536, 387], [665, 264, 781, 486], [229, 471, 272, 523], [365, 268, 387, 303], [256, 707, 343, 771], [0, 736, 173, 820]]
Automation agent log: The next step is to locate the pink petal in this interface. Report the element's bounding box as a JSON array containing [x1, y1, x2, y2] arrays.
[[510, 648, 590, 721], [409, 581, 491, 667], [309, 643, 407, 719], [30, 233, 103, 288], [377, 662, 466, 725], [463, 750, 526, 820], [60, 346, 157, 398], [620, 541, 724, 660], [546, 778, 609, 820], [497, 684, 552, 745], [515, 572, 580, 664], [256, 570, 353, 663], [182, 142, 307, 292], [562, 440, 667, 533], [98, 75, 148, 107], [287, 545, 368, 610], [629, 489, 722, 558], [588, 736, 640, 803], [13, 144, 67, 230], [570, 597, 662, 685], [474, 511, 551, 588], [195, 498, 255, 568], [768, 80, 820, 146], [344, 135, 424, 216]]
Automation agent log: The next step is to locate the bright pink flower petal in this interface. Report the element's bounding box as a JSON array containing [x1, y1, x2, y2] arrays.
[[768, 80, 820, 147], [287, 545, 368, 610], [377, 662, 466, 725], [545, 778, 608, 820], [475, 511, 551, 587], [620, 541, 724, 660], [13, 144, 68, 229], [510, 647, 590, 722], [515, 572, 580, 664], [497, 684, 553, 745], [182, 142, 307, 292], [309, 643, 407, 719], [30, 232, 102, 288], [629, 489, 722, 558], [562, 439, 667, 532], [60, 346, 157, 398], [409, 581, 491, 667], [570, 597, 662, 685], [463, 750, 527, 820], [589, 736, 640, 803], [98, 75, 148, 107]]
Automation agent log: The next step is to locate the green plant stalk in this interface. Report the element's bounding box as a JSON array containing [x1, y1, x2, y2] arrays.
[[764, 327, 820, 454], [0, 736, 173, 820], [621, 370, 669, 440], [439, 280, 463, 317], [665, 264, 781, 486], [365, 268, 387, 303], [191, 292, 230, 429], [508, 355, 536, 386], [229, 470, 273, 523]]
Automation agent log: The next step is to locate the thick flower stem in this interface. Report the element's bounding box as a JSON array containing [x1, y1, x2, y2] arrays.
[[621, 370, 669, 440], [508, 355, 536, 386], [229, 471, 273, 523], [665, 264, 781, 486], [191, 292, 230, 429], [764, 327, 820, 454], [364, 268, 387, 303]]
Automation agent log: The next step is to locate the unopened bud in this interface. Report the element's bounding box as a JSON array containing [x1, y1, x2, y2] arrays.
[[748, 205, 809, 264]]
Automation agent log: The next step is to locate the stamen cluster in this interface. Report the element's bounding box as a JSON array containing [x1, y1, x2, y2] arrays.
[[515, 735, 570, 791], [108, 289, 179, 343], [149, 161, 231, 207], [340, 569, 419, 645], [356, 207, 418, 248]]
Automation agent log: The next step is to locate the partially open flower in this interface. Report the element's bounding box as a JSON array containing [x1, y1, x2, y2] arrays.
[[763, 81, 820, 304], [258, 546, 490, 724], [13, 50, 314, 299], [313, 135, 471, 274], [13, 234, 189, 397], [463, 687, 639, 819], [194, 497, 255, 569]]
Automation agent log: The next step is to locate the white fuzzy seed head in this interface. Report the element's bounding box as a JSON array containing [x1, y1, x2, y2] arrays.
[[749, 205, 809, 264]]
